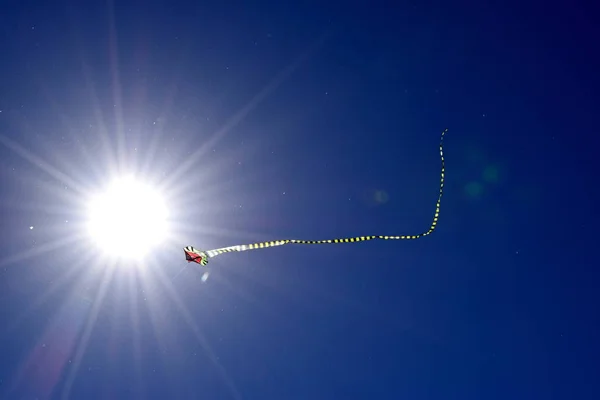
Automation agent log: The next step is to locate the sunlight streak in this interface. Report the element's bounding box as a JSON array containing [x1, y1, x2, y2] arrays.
[[60, 263, 117, 399], [0, 233, 82, 268], [151, 266, 243, 400], [165, 34, 330, 188], [3, 248, 97, 336], [0, 135, 86, 195]]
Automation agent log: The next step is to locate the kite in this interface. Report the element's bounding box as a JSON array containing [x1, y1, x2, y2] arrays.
[[184, 129, 448, 267]]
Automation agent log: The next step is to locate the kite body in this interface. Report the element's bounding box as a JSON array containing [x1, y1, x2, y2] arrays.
[[185, 129, 449, 266], [184, 246, 209, 266]]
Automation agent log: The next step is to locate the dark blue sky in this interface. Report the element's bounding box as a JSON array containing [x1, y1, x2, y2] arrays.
[[1, 0, 598, 399]]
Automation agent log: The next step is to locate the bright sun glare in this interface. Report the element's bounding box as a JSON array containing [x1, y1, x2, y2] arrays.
[[86, 177, 169, 259]]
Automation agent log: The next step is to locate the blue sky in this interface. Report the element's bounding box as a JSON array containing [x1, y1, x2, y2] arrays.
[[0, 0, 598, 399]]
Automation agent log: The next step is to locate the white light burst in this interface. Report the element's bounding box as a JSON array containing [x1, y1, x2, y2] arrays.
[[86, 176, 169, 259]]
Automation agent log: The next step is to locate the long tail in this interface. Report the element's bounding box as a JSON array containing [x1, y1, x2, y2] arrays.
[[191, 129, 447, 261]]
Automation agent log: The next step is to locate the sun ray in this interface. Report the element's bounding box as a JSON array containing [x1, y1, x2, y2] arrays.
[[164, 38, 325, 189], [3, 247, 97, 336], [59, 262, 117, 399], [0, 135, 86, 195], [150, 265, 243, 400], [0, 233, 82, 268]]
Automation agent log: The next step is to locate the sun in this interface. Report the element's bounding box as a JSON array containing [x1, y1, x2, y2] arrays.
[[86, 176, 169, 259]]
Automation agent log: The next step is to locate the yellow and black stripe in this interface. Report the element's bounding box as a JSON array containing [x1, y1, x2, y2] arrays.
[[192, 129, 447, 263]]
